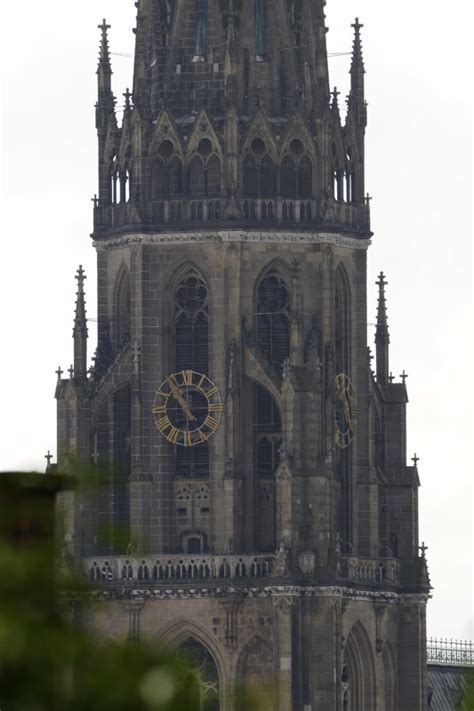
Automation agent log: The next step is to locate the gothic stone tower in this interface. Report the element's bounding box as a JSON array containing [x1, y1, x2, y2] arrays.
[[56, 2, 430, 709]]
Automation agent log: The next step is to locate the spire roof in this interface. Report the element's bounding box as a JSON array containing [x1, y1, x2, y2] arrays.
[[98, 19, 112, 74], [375, 271, 389, 341], [73, 266, 88, 338], [350, 18, 365, 75]]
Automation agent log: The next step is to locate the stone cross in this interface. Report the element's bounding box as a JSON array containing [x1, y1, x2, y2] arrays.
[[91, 195, 98, 208], [68, 365, 75, 379], [365, 193, 372, 206], [352, 17, 364, 34], [419, 542, 428, 558], [388, 372, 395, 383], [400, 370, 408, 384], [45, 451, 53, 467], [412, 453, 420, 466], [56, 366, 64, 380], [123, 88, 132, 110]]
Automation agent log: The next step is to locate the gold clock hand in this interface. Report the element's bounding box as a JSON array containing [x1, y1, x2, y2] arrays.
[[170, 385, 196, 422]]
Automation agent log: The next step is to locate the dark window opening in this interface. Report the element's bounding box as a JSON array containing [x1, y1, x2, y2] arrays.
[[257, 272, 290, 370]]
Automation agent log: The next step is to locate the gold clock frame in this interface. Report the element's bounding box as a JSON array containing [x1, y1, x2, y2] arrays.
[[152, 370, 223, 447]]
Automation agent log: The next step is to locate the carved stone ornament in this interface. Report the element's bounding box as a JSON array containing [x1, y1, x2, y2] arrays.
[[298, 551, 317, 578]]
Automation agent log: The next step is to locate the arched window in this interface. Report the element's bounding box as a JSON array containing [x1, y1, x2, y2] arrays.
[[114, 268, 131, 350], [152, 158, 166, 199], [189, 155, 206, 196], [280, 155, 297, 197], [243, 155, 258, 197], [206, 155, 222, 197], [179, 639, 220, 710], [298, 155, 313, 198], [257, 270, 290, 371], [175, 272, 209, 479], [169, 156, 184, 195], [260, 155, 277, 197], [343, 623, 376, 711]]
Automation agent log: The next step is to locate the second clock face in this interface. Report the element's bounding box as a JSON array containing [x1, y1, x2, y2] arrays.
[[153, 371, 223, 447]]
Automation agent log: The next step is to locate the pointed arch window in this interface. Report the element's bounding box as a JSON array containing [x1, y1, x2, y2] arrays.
[[299, 155, 313, 198], [175, 272, 209, 478], [243, 152, 276, 198], [256, 270, 290, 371], [179, 639, 220, 710]]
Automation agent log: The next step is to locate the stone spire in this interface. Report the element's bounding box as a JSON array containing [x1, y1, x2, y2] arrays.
[[375, 272, 390, 384], [348, 18, 367, 130], [73, 266, 88, 379], [96, 20, 116, 205], [97, 19, 113, 97]]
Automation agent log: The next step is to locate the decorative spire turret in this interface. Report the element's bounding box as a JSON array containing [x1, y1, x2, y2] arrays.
[[96, 20, 116, 206], [73, 266, 88, 379], [375, 272, 390, 384], [348, 18, 367, 129]]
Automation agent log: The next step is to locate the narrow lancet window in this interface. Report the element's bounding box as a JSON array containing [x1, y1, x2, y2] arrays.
[[193, 0, 208, 61], [255, 0, 267, 60]]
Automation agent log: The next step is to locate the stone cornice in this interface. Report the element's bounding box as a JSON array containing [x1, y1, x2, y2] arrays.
[[65, 584, 429, 605], [94, 231, 371, 252]]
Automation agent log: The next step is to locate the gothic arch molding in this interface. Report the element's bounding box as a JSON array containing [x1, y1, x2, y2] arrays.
[[343, 621, 376, 711], [153, 618, 229, 684], [237, 634, 274, 694]]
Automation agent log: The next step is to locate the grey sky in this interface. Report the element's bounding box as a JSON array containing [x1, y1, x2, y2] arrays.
[[0, 1, 472, 641]]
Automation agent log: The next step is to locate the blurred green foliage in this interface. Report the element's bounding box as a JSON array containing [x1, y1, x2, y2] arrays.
[[0, 542, 201, 711]]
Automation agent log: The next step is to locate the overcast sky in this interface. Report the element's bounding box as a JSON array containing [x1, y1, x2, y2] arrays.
[[0, 1, 472, 641]]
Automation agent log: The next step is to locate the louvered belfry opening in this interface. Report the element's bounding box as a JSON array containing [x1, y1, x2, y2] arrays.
[[175, 272, 209, 478], [256, 270, 291, 372]]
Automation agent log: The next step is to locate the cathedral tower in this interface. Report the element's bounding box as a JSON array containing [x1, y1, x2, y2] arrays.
[[56, 2, 430, 708]]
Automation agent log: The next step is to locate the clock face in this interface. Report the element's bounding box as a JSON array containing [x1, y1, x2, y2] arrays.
[[335, 373, 356, 449], [153, 371, 223, 447]]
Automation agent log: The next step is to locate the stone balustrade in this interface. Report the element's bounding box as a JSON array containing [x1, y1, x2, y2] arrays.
[[93, 197, 370, 234], [338, 555, 400, 586], [85, 554, 276, 585]]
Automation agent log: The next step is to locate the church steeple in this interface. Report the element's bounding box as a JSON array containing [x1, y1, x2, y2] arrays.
[[375, 271, 390, 384], [73, 266, 88, 380]]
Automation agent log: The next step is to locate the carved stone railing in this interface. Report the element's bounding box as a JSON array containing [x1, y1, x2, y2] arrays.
[[427, 638, 474, 667], [85, 555, 276, 585], [337, 555, 400, 586], [93, 197, 370, 234]]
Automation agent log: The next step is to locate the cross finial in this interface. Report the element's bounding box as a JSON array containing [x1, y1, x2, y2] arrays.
[[412, 453, 420, 466], [99, 18, 111, 35], [68, 365, 75, 379], [352, 17, 364, 34], [331, 86, 340, 108], [400, 370, 408, 384], [76, 265, 86, 285], [388, 372, 395, 383], [56, 366, 64, 380], [377, 271, 387, 289], [45, 450, 53, 467], [91, 194, 98, 208], [419, 542, 428, 558], [365, 193, 372, 206], [123, 88, 132, 110]]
